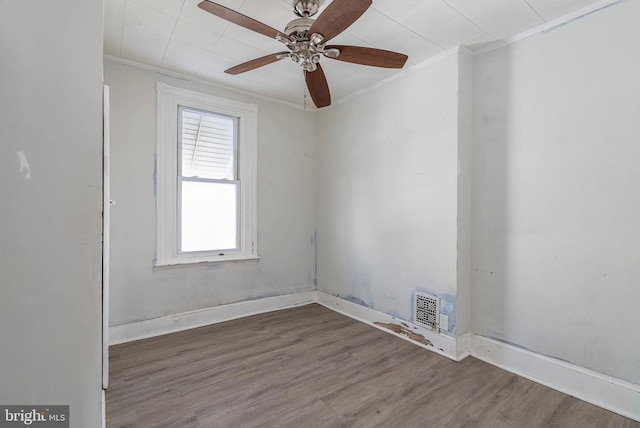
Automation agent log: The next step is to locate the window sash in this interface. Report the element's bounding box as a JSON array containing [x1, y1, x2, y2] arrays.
[[177, 104, 240, 255], [177, 105, 238, 181], [177, 177, 240, 254]]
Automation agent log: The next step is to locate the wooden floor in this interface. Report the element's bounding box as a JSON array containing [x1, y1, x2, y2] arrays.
[[107, 304, 639, 428]]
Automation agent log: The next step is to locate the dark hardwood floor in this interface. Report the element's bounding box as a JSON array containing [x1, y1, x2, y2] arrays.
[[106, 304, 639, 427]]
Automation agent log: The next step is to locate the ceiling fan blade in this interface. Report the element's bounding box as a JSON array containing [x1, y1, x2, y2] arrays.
[[308, 0, 372, 43], [198, 1, 285, 40], [326, 45, 408, 68], [305, 64, 331, 108], [225, 52, 290, 75]]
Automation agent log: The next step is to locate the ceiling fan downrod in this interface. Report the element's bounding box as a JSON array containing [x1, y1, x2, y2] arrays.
[[293, 0, 321, 17]]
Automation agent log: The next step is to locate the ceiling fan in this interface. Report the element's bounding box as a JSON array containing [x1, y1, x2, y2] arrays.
[[198, 0, 409, 108]]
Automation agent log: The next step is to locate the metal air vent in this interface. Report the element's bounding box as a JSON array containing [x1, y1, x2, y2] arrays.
[[414, 292, 440, 333]]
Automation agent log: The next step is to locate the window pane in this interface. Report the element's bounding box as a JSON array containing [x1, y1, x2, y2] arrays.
[[180, 181, 237, 252], [180, 107, 236, 180]]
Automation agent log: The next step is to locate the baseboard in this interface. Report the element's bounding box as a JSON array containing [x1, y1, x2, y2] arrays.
[[101, 390, 106, 428], [470, 335, 640, 422], [314, 291, 464, 361], [110, 290, 464, 360], [107, 291, 640, 422], [456, 332, 473, 360], [109, 291, 316, 345]]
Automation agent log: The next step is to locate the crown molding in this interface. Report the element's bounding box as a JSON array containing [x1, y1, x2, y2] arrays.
[[331, 47, 461, 108], [103, 54, 315, 112], [471, 0, 625, 57]]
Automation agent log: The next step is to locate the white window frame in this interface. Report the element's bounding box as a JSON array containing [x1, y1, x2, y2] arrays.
[[156, 82, 258, 266]]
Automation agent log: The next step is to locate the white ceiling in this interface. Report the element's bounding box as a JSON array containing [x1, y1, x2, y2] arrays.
[[105, 0, 611, 108]]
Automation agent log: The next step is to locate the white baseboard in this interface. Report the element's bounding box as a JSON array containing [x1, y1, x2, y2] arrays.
[[456, 332, 473, 360], [109, 291, 316, 345], [471, 335, 640, 422], [314, 291, 464, 361], [101, 390, 106, 428], [107, 291, 640, 422]]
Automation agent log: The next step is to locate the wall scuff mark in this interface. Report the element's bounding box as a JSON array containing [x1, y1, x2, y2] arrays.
[[17, 151, 31, 179], [374, 322, 433, 346]]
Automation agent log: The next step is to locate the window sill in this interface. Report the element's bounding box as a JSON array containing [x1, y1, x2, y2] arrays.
[[154, 254, 260, 269]]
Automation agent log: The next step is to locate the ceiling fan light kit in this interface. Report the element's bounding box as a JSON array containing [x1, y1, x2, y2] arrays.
[[197, 0, 409, 108]]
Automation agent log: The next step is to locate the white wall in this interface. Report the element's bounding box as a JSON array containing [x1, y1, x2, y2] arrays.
[[103, 0, 639, 393], [104, 61, 317, 326], [316, 52, 469, 335], [456, 50, 474, 336], [472, 0, 640, 384], [0, 1, 104, 426]]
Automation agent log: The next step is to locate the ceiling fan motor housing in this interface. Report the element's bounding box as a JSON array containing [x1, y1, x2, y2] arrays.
[[284, 17, 337, 72], [284, 17, 314, 41]]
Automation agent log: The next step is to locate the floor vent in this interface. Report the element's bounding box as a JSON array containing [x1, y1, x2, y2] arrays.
[[414, 292, 440, 333]]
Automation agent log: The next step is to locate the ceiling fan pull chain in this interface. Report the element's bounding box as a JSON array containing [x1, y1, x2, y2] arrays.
[[304, 92, 307, 110]]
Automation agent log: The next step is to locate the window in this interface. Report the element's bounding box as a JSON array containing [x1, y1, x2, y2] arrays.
[[156, 83, 258, 265], [179, 107, 238, 252]]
